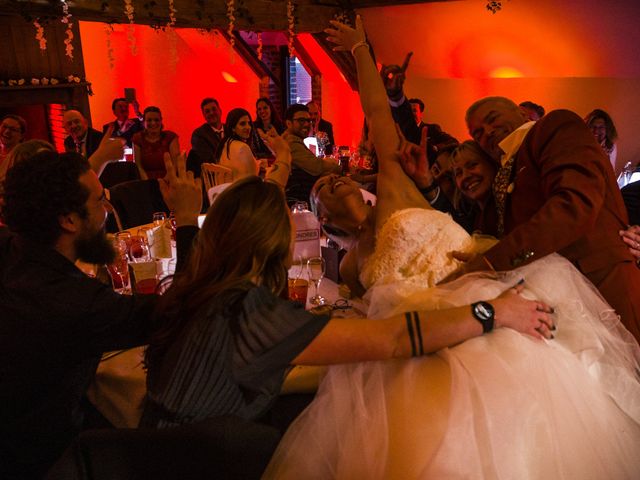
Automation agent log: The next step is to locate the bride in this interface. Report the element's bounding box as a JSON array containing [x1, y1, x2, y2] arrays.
[[264, 17, 640, 479]]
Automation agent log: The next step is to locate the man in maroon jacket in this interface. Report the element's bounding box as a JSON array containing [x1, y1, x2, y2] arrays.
[[460, 96, 640, 340]]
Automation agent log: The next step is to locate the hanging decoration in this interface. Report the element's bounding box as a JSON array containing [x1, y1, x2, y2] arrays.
[[33, 19, 47, 51], [226, 0, 236, 63], [168, 0, 177, 27], [167, 0, 179, 67], [286, 0, 295, 57], [61, 0, 74, 59], [257, 32, 263, 61], [1, 76, 87, 88], [124, 0, 137, 56], [105, 24, 115, 70], [486, 1, 506, 13]]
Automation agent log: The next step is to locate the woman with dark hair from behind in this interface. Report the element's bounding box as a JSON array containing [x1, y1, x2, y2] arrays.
[[585, 108, 619, 171], [141, 175, 548, 430]]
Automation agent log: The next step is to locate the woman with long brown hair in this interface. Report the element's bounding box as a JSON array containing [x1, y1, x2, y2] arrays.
[[141, 175, 547, 429]]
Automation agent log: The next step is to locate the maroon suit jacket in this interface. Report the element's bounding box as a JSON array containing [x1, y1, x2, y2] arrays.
[[479, 110, 640, 339], [481, 109, 631, 273]]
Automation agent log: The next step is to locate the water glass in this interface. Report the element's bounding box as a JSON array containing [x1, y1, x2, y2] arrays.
[[153, 211, 167, 227], [107, 239, 131, 294]]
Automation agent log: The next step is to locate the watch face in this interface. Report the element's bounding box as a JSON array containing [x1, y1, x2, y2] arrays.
[[474, 302, 494, 321]]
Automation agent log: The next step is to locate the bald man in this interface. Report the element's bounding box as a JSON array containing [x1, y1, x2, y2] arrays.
[[63, 109, 104, 159], [460, 96, 640, 341]]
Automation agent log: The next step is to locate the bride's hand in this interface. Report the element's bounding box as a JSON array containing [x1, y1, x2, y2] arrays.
[[325, 15, 366, 52], [492, 283, 556, 340]]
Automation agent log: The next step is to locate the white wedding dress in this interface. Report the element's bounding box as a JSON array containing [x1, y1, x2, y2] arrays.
[[265, 208, 640, 479]]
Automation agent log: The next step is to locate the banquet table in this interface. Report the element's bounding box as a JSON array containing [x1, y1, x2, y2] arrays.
[[87, 267, 366, 428]]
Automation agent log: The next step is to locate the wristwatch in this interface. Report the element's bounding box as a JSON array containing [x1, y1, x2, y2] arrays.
[[471, 301, 495, 333]]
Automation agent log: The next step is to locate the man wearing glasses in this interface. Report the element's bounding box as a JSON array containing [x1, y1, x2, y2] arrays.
[[283, 104, 340, 205]]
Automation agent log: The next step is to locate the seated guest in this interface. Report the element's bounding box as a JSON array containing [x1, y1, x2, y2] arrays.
[[306, 100, 334, 156], [254, 97, 285, 135], [409, 97, 425, 127], [407, 97, 458, 166], [0, 151, 200, 479], [63, 108, 137, 189], [140, 176, 546, 430], [214, 109, 291, 194], [102, 97, 143, 148], [519, 100, 545, 121], [0, 114, 26, 185], [63, 108, 103, 158], [188, 97, 224, 176], [133, 106, 180, 180], [284, 104, 340, 205], [252, 97, 285, 160], [585, 108, 619, 171], [217, 108, 260, 181]]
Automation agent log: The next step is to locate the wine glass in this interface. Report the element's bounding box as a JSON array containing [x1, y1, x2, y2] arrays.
[[115, 231, 132, 259], [107, 239, 132, 294], [129, 234, 151, 262], [306, 256, 326, 306]]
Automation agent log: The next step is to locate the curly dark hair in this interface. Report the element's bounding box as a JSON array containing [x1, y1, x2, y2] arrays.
[[2, 150, 91, 246]]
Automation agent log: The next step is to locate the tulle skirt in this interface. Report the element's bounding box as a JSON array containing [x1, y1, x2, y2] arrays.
[[264, 255, 640, 479]]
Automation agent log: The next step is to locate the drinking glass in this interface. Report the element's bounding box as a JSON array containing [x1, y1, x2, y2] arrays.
[[306, 256, 326, 305], [153, 211, 167, 227], [115, 231, 132, 259], [107, 239, 132, 294], [129, 234, 151, 262]]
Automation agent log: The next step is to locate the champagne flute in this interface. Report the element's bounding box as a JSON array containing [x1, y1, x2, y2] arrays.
[[306, 256, 326, 306]]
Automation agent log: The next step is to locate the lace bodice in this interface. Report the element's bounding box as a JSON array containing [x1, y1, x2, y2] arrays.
[[359, 208, 476, 290]]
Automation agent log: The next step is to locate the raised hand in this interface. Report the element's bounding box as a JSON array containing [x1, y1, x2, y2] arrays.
[[397, 126, 433, 189], [158, 151, 202, 226], [257, 126, 288, 155], [258, 127, 292, 188], [325, 15, 366, 53], [89, 124, 125, 175]]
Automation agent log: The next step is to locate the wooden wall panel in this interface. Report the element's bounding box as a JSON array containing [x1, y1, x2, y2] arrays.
[[0, 15, 86, 81]]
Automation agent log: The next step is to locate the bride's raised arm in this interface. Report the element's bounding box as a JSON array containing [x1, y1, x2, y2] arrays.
[[325, 16, 429, 231]]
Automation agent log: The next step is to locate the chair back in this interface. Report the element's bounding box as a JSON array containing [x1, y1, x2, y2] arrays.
[[99, 162, 140, 189], [45, 415, 281, 480], [108, 179, 169, 230], [201, 163, 233, 193]]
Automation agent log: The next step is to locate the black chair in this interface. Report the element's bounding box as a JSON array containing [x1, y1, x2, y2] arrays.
[[45, 416, 281, 480], [622, 179, 640, 226], [99, 162, 140, 189], [107, 179, 170, 231]]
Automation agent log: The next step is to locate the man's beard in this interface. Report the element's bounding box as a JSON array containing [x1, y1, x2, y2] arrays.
[[75, 227, 116, 265]]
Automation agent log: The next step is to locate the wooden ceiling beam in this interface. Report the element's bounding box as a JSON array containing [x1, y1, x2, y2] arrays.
[[0, 0, 350, 33], [218, 30, 281, 88]]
